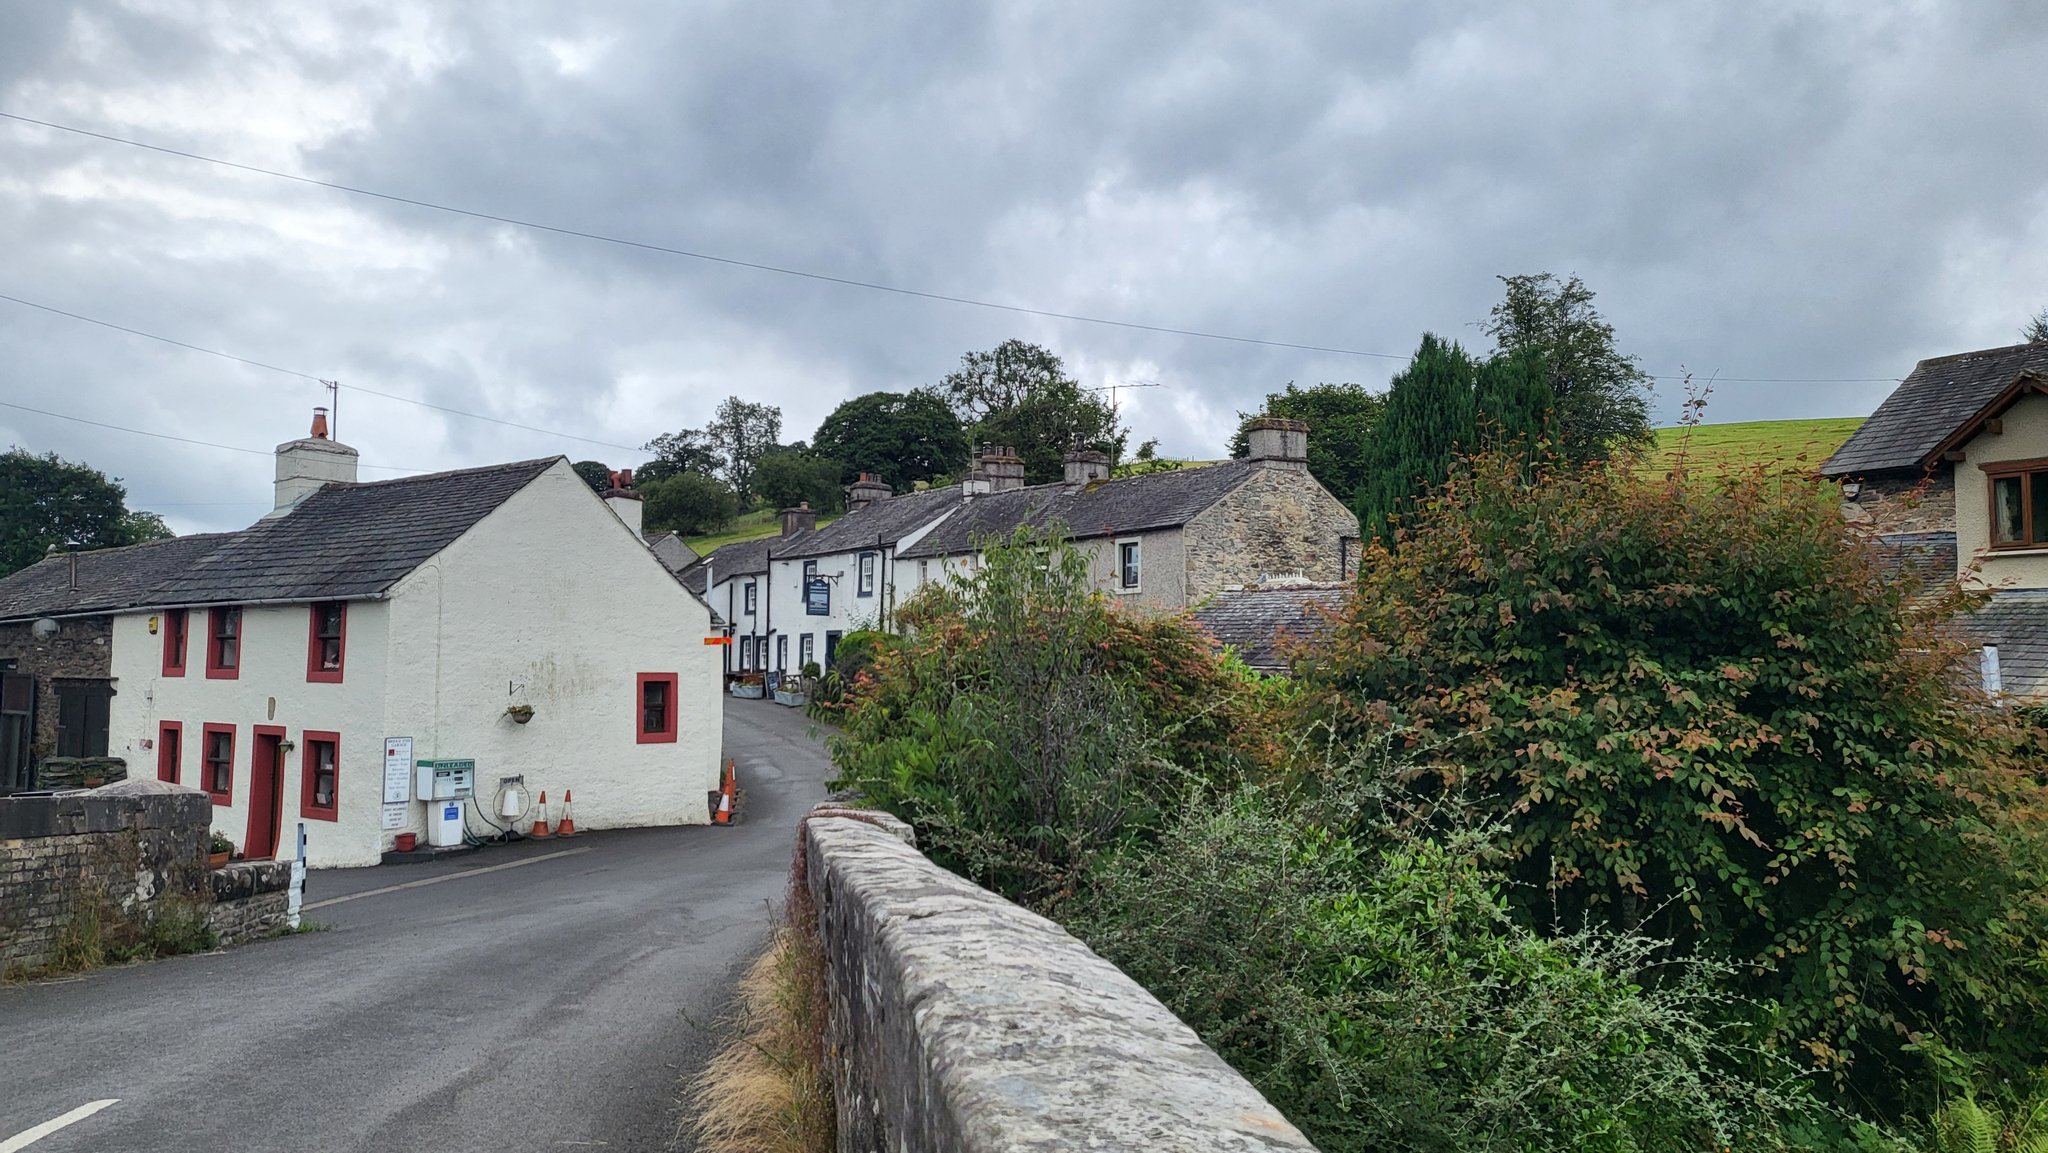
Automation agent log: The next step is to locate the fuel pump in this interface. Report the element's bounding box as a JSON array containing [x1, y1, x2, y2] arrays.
[[414, 759, 476, 848]]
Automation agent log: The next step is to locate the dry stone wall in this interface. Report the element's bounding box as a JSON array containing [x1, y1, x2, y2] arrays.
[[803, 805, 1318, 1153]]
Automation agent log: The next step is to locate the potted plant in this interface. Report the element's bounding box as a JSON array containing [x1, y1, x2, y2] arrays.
[[208, 833, 233, 869], [730, 673, 766, 700], [772, 678, 808, 708], [505, 703, 535, 724]]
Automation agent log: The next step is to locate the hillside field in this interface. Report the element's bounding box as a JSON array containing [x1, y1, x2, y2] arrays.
[[1649, 417, 1864, 473]]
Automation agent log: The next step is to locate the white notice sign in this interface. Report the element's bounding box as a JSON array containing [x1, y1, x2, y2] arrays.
[[381, 804, 408, 830], [383, 737, 414, 804]]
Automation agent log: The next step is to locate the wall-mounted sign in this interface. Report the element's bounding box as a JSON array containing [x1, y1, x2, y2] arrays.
[[703, 635, 733, 646], [381, 805, 407, 830], [805, 578, 830, 616], [383, 737, 413, 804]]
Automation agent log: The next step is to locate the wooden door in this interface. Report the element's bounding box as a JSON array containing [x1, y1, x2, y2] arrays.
[[246, 726, 287, 859]]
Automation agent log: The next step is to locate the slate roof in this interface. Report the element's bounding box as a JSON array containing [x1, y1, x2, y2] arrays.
[[1189, 584, 1349, 674], [771, 486, 963, 561], [1956, 590, 2048, 699], [1871, 531, 1958, 591], [898, 461, 1260, 559], [1823, 342, 2048, 476], [0, 458, 556, 621], [685, 528, 807, 588]]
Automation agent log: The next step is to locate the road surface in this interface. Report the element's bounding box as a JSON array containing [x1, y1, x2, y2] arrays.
[[0, 698, 831, 1152]]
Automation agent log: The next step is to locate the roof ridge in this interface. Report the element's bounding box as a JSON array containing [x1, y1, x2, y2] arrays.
[[324, 455, 563, 492], [1914, 340, 2048, 369]]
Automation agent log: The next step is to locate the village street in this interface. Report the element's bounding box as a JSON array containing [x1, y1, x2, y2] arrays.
[[0, 699, 829, 1153]]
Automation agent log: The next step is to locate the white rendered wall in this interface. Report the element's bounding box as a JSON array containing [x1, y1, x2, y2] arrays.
[[1958, 392, 2048, 590], [768, 549, 890, 672], [106, 599, 394, 867], [380, 461, 722, 853]]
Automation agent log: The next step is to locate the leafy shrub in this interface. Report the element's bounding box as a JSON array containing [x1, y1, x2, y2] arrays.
[[1068, 780, 1821, 1153], [1300, 453, 2048, 1102], [827, 527, 1278, 910]]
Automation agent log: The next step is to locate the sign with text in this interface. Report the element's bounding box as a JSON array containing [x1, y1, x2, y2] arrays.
[[382, 737, 413, 804], [381, 805, 407, 830], [805, 577, 830, 616]]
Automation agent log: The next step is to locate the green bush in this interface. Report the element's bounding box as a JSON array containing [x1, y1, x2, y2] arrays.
[[1068, 781, 1821, 1153], [1300, 453, 2048, 1104]]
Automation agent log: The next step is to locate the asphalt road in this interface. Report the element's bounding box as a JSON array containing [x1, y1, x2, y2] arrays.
[[0, 698, 832, 1153]]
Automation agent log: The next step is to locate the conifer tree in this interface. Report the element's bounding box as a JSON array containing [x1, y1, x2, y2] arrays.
[[1356, 334, 1478, 544]]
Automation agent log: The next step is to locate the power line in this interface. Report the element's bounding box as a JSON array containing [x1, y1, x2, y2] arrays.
[[0, 399, 421, 472], [0, 291, 649, 454], [0, 110, 1906, 384]]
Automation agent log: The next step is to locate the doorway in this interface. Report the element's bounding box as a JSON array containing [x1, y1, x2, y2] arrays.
[[0, 672, 32, 793], [246, 726, 287, 859]]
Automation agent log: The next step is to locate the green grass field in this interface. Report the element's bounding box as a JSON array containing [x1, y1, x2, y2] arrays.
[[683, 507, 843, 556], [1649, 417, 1865, 473]]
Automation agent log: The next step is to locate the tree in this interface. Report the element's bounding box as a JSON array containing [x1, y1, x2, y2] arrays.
[[0, 449, 174, 578], [751, 446, 845, 513], [570, 460, 613, 493], [937, 340, 1125, 484], [1302, 453, 2048, 1103], [638, 470, 740, 537], [1230, 382, 1386, 505], [637, 427, 721, 486], [2025, 307, 2048, 344], [704, 398, 782, 504], [1484, 273, 1652, 462], [811, 389, 968, 490], [1354, 335, 1480, 544]]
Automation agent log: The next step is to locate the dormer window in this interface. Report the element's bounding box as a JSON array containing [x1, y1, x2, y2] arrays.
[[1988, 462, 2048, 548], [206, 607, 241, 679]]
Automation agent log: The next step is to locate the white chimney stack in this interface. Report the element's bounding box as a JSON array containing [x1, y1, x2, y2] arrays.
[[603, 468, 645, 539], [269, 407, 359, 516]]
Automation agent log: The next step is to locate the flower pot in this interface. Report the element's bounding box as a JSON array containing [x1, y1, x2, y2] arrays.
[[773, 689, 808, 708], [730, 681, 765, 699], [207, 851, 230, 869], [394, 832, 418, 852]]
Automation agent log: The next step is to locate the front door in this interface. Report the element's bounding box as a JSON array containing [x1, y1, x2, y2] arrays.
[[246, 726, 287, 859], [0, 672, 33, 793], [824, 630, 843, 670]]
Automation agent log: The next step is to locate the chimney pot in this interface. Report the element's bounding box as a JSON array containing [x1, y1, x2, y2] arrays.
[[310, 407, 330, 439]]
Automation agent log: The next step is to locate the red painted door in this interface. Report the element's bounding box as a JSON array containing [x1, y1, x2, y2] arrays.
[[246, 726, 287, 859]]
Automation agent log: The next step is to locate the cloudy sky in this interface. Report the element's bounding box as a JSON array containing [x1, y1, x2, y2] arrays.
[[3, 2, 2046, 532]]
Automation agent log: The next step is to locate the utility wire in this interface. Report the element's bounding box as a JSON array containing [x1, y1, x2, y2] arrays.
[[0, 110, 1904, 384], [0, 291, 649, 454], [0, 399, 421, 472]]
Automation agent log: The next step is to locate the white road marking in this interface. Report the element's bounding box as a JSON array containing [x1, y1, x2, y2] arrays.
[[303, 846, 592, 911], [0, 1100, 119, 1152]]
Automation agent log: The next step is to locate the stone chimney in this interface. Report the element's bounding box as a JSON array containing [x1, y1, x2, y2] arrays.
[[603, 467, 644, 539], [847, 473, 893, 512], [1062, 449, 1111, 488], [780, 502, 818, 537], [269, 407, 360, 516], [980, 444, 1027, 492], [1244, 417, 1309, 471]]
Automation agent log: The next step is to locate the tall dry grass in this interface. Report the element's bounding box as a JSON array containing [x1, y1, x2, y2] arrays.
[[686, 924, 835, 1153]]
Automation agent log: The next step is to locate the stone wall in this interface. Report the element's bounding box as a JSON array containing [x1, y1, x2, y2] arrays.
[[1184, 465, 1360, 597], [0, 781, 210, 973], [1841, 467, 1956, 535], [802, 805, 1318, 1152], [0, 615, 115, 778], [208, 859, 293, 945]]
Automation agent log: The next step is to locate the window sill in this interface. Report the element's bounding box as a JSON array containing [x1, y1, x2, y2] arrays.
[[1113, 586, 1142, 595], [306, 670, 344, 684], [205, 667, 240, 681], [208, 792, 231, 807], [301, 807, 339, 822], [1984, 547, 2048, 558], [636, 731, 678, 745]]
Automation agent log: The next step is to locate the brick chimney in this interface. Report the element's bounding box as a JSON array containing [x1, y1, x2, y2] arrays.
[[780, 502, 817, 537], [269, 406, 359, 517], [603, 467, 644, 539], [980, 444, 1027, 492], [847, 473, 893, 512], [1062, 449, 1111, 488], [1244, 417, 1309, 471]]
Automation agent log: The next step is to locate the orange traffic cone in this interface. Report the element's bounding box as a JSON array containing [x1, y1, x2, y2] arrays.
[[556, 789, 578, 837], [529, 790, 551, 839], [713, 786, 733, 825]]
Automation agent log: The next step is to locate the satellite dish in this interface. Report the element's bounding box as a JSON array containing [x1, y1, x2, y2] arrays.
[[32, 618, 59, 639]]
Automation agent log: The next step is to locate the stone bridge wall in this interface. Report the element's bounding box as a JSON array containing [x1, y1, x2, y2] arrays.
[[802, 805, 1318, 1153]]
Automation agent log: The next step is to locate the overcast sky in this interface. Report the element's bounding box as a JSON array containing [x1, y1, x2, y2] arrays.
[[3, 2, 2046, 533]]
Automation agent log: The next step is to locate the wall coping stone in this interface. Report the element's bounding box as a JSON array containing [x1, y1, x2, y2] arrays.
[[211, 859, 293, 902], [0, 789, 211, 839], [805, 810, 1316, 1152]]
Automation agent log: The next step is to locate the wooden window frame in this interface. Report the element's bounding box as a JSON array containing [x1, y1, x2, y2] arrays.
[[306, 601, 346, 683], [205, 606, 242, 680], [301, 730, 340, 821], [162, 608, 189, 677], [637, 672, 679, 744], [1984, 457, 2048, 550], [857, 552, 877, 597], [157, 720, 183, 784], [201, 723, 235, 805], [1116, 538, 1142, 592], [743, 581, 758, 615]]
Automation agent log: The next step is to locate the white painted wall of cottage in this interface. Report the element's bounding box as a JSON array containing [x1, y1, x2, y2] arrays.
[[382, 461, 721, 855], [1958, 391, 2048, 590], [108, 599, 393, 868]]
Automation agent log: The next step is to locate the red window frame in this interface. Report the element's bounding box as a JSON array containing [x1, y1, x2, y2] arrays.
[[162, 609, 189, 676], [201, 723, 235, 805], [637, 672, 679, 744], [157, 720, 183, 784], [306, 602, 346, 683], [301, 729, 340, 821], [205, 607, 242, 680]]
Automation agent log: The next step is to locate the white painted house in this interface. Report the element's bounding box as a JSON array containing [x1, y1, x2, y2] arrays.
[[0, 412, 724, 866]]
